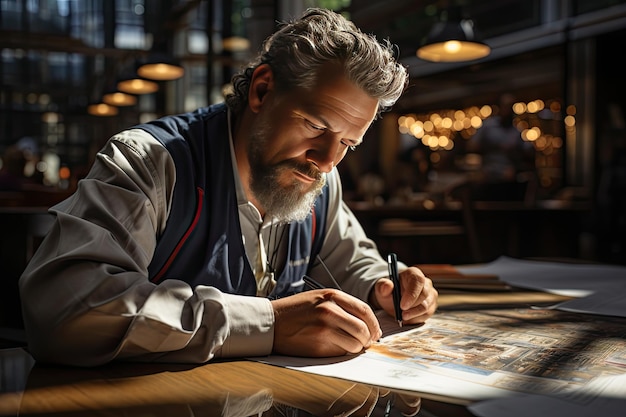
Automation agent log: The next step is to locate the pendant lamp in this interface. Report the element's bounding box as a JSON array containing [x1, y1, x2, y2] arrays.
[[137, 54, 185, 81], [417, 8, 490, 63], [117, 74, 159, 95], [102, 91, 137, 106], [221, 35, 251, 52], [137, 37, 185, 81], [87, 103, 119, 116]]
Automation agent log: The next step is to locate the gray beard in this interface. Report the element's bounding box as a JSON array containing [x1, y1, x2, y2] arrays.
[[247, 127, 326, 223], [250, 162, 326, 224]]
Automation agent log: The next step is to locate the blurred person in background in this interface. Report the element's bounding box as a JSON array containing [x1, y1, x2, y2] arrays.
[[467, 93, 536, 200], [0, 145, 28, 191]]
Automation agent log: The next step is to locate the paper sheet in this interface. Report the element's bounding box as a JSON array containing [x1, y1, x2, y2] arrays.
[[253, 257, 626, 411], [456, 256, 626, 317], [469, 373, 626, 417], [254, 308, 626, 405]]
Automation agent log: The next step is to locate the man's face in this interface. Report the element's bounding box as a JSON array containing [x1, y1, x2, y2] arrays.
[[247, 66, 379, 223]]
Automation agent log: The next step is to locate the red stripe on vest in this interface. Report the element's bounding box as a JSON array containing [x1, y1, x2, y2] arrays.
[[151, 186, 205, 283], [311, 206, 316, 245]]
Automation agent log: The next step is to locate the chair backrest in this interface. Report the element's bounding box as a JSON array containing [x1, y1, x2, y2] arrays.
[[446, 181, 482, 262], [376, 180, 482, 264], [0, 209, 54, 333]]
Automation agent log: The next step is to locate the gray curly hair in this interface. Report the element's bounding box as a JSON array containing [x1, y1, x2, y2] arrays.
[[225, 8, 408, 117]]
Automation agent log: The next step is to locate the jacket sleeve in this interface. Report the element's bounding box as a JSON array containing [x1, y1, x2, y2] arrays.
[[310, 170, 407, 303], [19, 129, 274, 366]]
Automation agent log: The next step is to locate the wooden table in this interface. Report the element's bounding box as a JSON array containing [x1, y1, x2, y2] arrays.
[[0, 258, 610, 417], [0, 347, 471, 416], [0, 287, 582, 417]]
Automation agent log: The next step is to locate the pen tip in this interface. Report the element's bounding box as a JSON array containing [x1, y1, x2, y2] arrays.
[[398, 320, 403, 328]]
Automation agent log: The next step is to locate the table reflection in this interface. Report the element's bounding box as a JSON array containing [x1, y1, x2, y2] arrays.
[[0, 348, 431, 417]]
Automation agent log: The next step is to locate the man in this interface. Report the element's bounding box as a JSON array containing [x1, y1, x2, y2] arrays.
[[19, 8, 438, 366]]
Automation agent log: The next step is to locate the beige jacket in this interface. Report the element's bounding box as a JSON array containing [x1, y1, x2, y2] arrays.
[[19, 128, 392, 366]]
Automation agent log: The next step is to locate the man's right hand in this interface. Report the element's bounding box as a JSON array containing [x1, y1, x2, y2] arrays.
[[270, 289, 382, 357]]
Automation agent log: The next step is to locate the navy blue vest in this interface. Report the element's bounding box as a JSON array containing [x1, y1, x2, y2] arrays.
[[137, 103, 328, 298]]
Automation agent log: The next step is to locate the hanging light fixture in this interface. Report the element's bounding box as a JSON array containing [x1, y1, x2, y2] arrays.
[[117, 74, 159, 95], [102, 91, 137, 106], [417, 7, 490, 63], [87, 103, 119, 117], [221, 36, 250, 52], [137, 54, 185, 81], [136, 36, 185, 81]]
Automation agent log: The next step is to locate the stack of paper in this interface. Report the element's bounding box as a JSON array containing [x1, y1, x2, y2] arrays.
[[417, 263, 511, 291]]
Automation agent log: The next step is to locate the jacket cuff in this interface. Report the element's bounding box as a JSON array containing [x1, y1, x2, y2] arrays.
[[218, 294, 274, 357]]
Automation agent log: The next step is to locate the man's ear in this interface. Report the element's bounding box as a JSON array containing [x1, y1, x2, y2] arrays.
[[248, 64, 274, 113]]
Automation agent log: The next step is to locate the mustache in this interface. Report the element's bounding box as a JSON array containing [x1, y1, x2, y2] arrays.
[[284, 160, 323, 182]]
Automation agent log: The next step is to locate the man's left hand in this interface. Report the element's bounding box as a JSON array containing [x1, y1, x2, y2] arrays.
[[371, 266, 438, 324]]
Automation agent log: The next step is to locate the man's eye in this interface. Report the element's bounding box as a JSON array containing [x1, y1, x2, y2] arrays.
[[306, 120, 325, 131], [342, 141, 358, 151]]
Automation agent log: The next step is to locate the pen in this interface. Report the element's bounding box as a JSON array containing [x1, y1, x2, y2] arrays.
[[387, 252, 403, 327], [316, 254, 342, 290], [302, 274, 326, 290], [302, 255, 343, 291]]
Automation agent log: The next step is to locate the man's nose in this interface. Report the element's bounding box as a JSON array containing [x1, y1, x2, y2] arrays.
[[306, 133, 342, 173]]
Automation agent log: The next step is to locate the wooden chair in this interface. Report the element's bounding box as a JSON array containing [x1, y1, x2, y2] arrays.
[[376, 181, 482, 265], [0, 208, 55, 347]]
